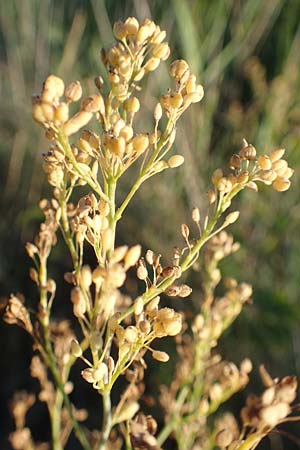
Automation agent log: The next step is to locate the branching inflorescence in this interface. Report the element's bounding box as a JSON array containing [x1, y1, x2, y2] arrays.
[[3, 16, 297, 450]]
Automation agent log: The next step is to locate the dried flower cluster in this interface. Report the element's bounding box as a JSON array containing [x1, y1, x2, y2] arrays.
[[3, 16, 296, 450]]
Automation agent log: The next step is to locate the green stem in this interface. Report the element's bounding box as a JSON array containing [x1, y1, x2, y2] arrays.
[[51, 390, 64, 450], [98, 391, 112, 450]]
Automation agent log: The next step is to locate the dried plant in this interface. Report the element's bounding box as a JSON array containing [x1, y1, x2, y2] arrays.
[[3, 16, 297, 450]]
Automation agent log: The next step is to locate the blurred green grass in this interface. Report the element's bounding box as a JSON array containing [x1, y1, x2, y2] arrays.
[[0, 0, 300, 448]]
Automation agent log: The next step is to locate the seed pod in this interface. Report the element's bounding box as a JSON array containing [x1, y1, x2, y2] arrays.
[[43, 75, 65, 100], [93, 362, 108, 383], [113, 21, 127, 40], [165, 285, 181, 297], [137, 264, 148, 280], [62, 111, 93, 136], [126, 96, 140, 113], [258, 154, 272, 170], [71, 339, 83, 358], [178, 284, 192, 298], [224, 211, 240, 224], [146, 296, 160, 312], [124, 326, 138, 343], [239, 144, 256, 160], [132, 134, 149, 155], [169, 59, 189, 79], [237, 171, 249, 184], [192, 207, 200, 223], [139, 320, 151, 334], [270, 148, 285, 162], [54, 102, 69, 123], [124, 17, 139, 35], [152, 350, 169, 362], [152, 43, 170, 60], [272, 177, 291, 192], [215, 429, 233, 448], [154, 103, 163, 121], [169, 93, 183, 109], [181, 223, 190, 240], [125, 245, 142, 268], [272, 159, 288, 173], [134, 297, 144, 315], [217, 177, 232, 193], [81, 368, 95, 383], [183, 90, 203, 106], [107, 136, 126, 157], [81, 94, 105, 114], [229, 154, 242, 169], [144, 57, 160, 72], [168, 155, 184, 168], [65, 81, 82, 102]]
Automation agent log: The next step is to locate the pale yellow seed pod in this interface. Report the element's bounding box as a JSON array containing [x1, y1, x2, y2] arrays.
[[81, 368, 95, 383], [134, 297, 144, 316], [125, 245, 142, 268], [168, 155, 184, 168], [114, 401, 139, 424], [73, 301, 86, 318], [270, 148, 285, 162], [211, 168, 223, 186], [134, 69, 145, 82], [260, 170, 278, 182], [154, 103, 163, 121], [240, 358, 253, 374], [132, 134, 149, 155], [209, 383, 223, 402], [281, 167, 294, 179], [169, 59, 189, 79], [169, 93, 183, 109], [108, 72, 120, 85], [65, 81, 82, 102], [119, 125, 134, 142], [126, 96, 140, 113], [107, 136, 126, 157], [163, 317, 182, 336], [98, 199, 110, 216], [81, 94, 105, 114], [101, 228, 114, 252], [93, 362, 109, 383], [124, 17, 139, 35], [124, 326, 138, 343], [113, 119, 126, 137], [185, 74, 197, 94], [260, 402, 290, 427], [32, 103, 46, 123], [41, 102, 55, 122], [110, 246, 128, 264], [139, 320, 151, 334], [71, 286, 85, 305], [217, 177, 232, 193], [81, 265, 92, 290], [183, 91, 203, 107], [146, 296, 160, 312], [113, 21, 127, 40], [152, 350, 169, 362], [70, 339, 83, 358], [136, 24, 151, 43], [225, 211, 240, 225], [192, 207, 200, 223], [137, 264, 148, 280], [54, 102, 69, 123], [48, 167, 64, 187], [272, 159, 288, 173], [144, 57, 160, 72], [215, 429, 233, 448], [258, 154, 272, 170], [153, 29, 166, 44], [43, 75, 65, 99], [272, 177, 291, 192], [152, 43, 170, 60], [62, 111, 93, 136]]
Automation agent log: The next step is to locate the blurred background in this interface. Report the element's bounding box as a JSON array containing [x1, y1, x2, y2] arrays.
[[0, 0, 300, 448]]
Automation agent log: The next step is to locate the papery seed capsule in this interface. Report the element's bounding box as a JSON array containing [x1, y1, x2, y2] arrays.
[[229, 154, 241, 169], [54, 102, 69, 123], [239, 144, 256, 160], [137, 264, 148, 280], [81, 368, 95, 383], [169, 93, 183, 109], [47, 279, 56, 294], [101, 228, 114, 252], [113, 21, 127, 40], [152, 350, 169, 362], [183, 91, 203, 106], [154, 103, 163, 121], [73, 301, 86, 318], [124, 17, 139, 35], [146, 296, 160, 312], [215, 429, 233, 448], [44, 75, 65, 98], [272, 177, 291, 192], [81, 95, 105, 114], [163, 317, 182, 336], [62, 111, 93, 136], [168, 155, 184, 168], [71, 339, 83, 358], [272, 159, 288, 173], [208, 189, 217, 204], [93, 362, 108, 383], [94, 75, 104, 90], [110, 246, 128, 264], [134, 297, 144, 315], [181, 223, 190, 240], [144, 57, 160, 72], [126, 96, 140, 113], [132, 134, 149, 154], [152, 43, 170, 60], [259, 170, 277, 182], [41, 102, 55, 122], [107, 136, 126, 157], [124, 326, 138, 343], [81, 265, 92, 290], [71, 286, 84, 305], [217, 177, 232, 193], [153, 29, 166, 44], [280, 167, 294, 179], [119, 125, 133, 142], [212, 168, 223, 186], [169, 59, 189, 79], [270, 148, 285, 162], [185, 74, 197, 94], [139, 320, 151, 334], [258, 154, 272, 170], [240, 358, 253, 374], [178, 284, 192, 298], [165, 285, 181, 297], [65, 81, 82, 102], [225, 211, 240, 224], [125, 245, 142, 268]]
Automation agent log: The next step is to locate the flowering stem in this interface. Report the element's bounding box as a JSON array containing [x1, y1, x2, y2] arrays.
[[98, 391, 112, 450]]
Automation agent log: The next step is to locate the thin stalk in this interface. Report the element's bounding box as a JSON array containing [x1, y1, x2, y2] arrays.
[[98, 391, 112, 450], [51, 390, 64, 450]]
